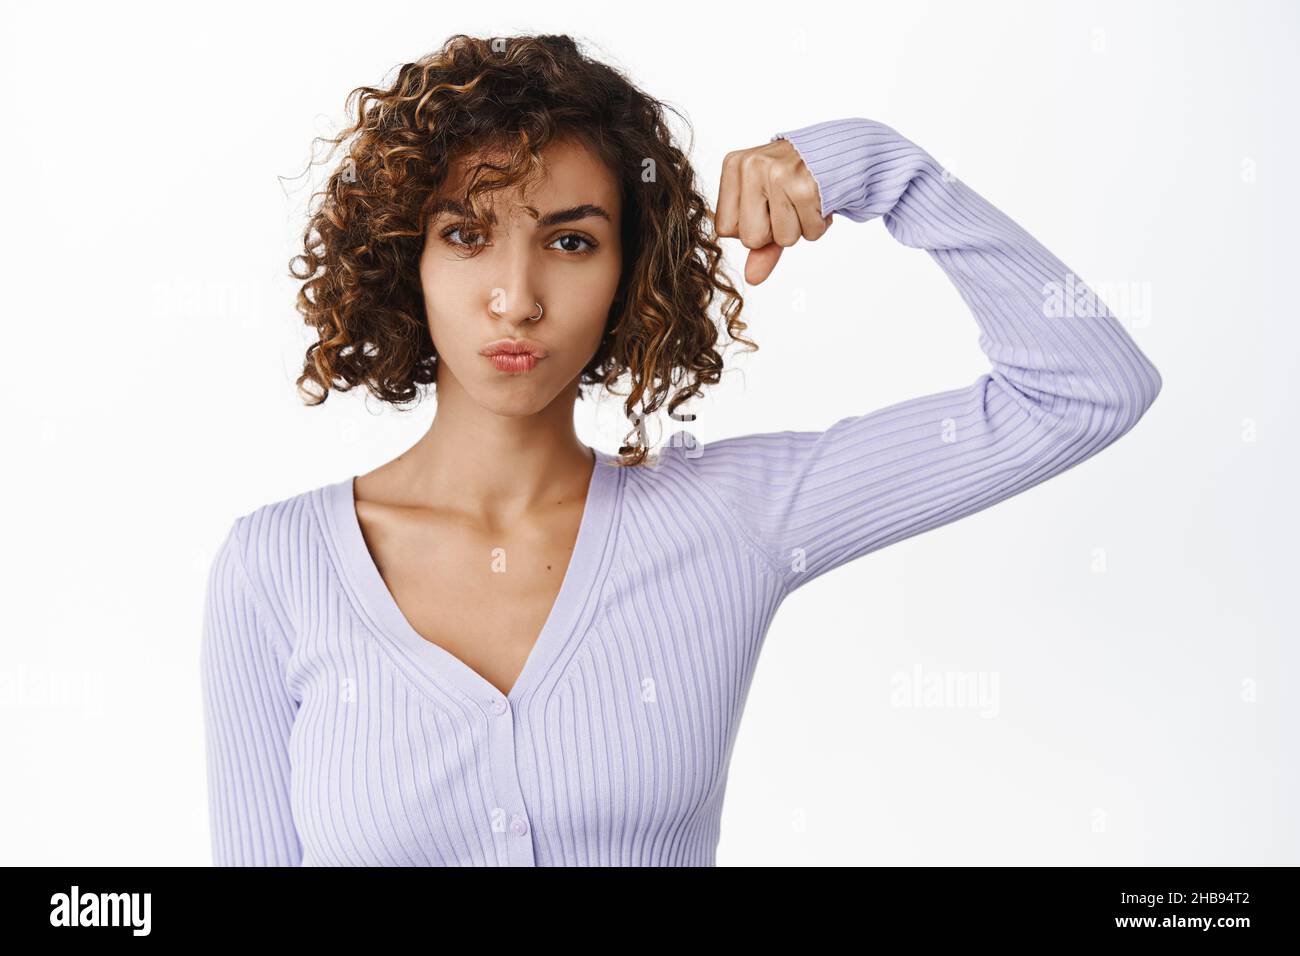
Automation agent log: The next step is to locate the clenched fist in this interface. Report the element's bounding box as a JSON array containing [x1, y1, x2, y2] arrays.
[[715, 137, 834, 286]]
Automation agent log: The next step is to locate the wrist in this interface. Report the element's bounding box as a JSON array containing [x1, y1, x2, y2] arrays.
[[770, 117, 933, 221]]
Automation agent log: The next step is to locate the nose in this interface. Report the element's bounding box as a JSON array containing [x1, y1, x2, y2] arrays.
[[489, 287, 542, 328], [487, 221, 542, 329]]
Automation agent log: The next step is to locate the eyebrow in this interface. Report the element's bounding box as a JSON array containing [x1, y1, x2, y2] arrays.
[[428, 199, 611, 228]]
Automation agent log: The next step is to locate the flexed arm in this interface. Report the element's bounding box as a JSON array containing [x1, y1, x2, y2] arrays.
[[695, 117, 1162, 597]]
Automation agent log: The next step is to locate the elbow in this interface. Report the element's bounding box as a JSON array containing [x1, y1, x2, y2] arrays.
[[1132, 351, 1163, 414], [1088, 355, 1163, 446]]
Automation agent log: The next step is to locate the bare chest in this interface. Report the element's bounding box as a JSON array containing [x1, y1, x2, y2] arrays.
[[355, 504, 584, 698]]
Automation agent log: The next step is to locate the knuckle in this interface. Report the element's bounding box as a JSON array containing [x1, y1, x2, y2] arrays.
[[791, 178, 816, 200]]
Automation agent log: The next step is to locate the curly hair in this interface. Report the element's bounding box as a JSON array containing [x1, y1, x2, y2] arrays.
[[288, 32, 755, 466]]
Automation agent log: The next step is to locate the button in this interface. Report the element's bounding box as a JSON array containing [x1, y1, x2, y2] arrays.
[[510, 814, 529, 837], [487, 698, 507, 715]]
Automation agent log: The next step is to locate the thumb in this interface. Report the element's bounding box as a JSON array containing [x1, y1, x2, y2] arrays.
[[745, 243, 783, 286]]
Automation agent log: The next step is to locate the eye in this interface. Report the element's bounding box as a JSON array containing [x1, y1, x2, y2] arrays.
[[548, 232, 599, 256], [437, 224, 599, 256], [439, 224, 487, 249]]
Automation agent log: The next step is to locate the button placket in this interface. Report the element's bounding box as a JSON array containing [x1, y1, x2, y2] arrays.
[[482, 695, 535, 865]]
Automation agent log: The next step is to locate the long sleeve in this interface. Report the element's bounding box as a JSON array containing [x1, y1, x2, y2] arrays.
[[684, 117, 1162, 597], [199, 516, 303, 866]]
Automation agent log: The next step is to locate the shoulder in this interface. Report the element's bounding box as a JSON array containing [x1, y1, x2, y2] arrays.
[[654, 424, 820, 493], [214, 476, 346, 648], [621, 428, 795, 577], [221, 479, 334, 562]]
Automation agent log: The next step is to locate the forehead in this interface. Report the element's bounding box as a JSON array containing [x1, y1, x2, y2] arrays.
[[440, 135, 621, 216]]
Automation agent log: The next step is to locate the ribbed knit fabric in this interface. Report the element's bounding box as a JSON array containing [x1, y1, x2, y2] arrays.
[[200, 117, 1161, 867]]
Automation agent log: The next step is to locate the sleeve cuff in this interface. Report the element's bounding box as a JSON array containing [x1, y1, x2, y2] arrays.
[[770, 118, 935, 222]]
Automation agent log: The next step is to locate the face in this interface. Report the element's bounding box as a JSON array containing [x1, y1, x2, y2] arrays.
[[419, 136, 623, 417]]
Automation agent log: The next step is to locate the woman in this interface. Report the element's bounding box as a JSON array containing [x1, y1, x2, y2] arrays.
[[201, 33, 1161, 866]]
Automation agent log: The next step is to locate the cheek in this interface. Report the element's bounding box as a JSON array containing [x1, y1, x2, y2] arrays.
[[566, 254, 622, 322], [419, 257, 481, 331], [547, 258, 620, 359]]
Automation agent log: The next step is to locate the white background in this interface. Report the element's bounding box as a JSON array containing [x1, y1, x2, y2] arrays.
[[2, 0, 1295, 866]]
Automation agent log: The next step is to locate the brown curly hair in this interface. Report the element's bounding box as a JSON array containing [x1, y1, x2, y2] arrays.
[[288, 32, 755, 466]]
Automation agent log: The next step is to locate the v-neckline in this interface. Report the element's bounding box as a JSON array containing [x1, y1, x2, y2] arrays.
[[322, 446, 621, 708]]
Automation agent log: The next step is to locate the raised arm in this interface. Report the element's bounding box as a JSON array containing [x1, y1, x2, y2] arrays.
[[687, 117, 1162, 597], [200, 517, 303, 866]]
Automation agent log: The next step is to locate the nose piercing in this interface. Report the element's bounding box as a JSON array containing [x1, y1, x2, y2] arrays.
[[529, 302, 543, 322]]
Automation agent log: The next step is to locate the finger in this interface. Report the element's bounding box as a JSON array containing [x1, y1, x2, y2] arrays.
[[745, 243, 783, 286], [715, 150, 742, 238], [768, 185, 803, 248], [777, 164, 833, 241], [796, 209, 833, 242], [737, 156, 773, 250]]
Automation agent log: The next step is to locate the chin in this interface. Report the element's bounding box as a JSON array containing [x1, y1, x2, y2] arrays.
[[470, 381, 561, 417]]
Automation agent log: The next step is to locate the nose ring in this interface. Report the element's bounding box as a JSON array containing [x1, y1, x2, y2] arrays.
[[529, 302, 543, 322]]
